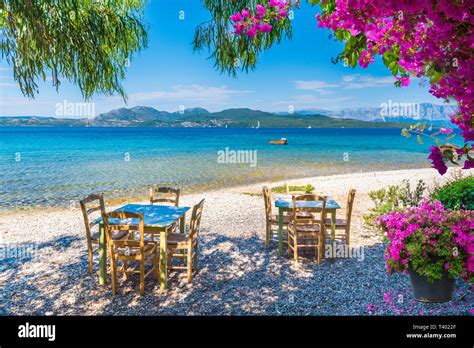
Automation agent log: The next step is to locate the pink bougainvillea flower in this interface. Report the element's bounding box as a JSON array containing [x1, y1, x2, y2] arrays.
[[259, 23, 273, 33], [439, 128, 453, 135], [230, 12, 243, 22], [358, 50, 375, 69], [233, 23, 247, 35], [349, 28, 360, 36], [241, 9, 251, 18], [397, 77, 410, 87], [428, 146, 448, 175], [463, 160, 474, 170], [246, 26, 258, 38], [255, 4, 267, 19]]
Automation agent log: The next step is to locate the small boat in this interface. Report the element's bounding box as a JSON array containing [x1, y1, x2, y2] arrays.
[[268, 138, 287, 145], [307, 125, 311, 129], [255, 121, 260, 129]]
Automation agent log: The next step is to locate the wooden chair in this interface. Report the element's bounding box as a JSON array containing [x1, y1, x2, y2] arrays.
[[103, 211, 159, 295], [287, 194, 327, 264], [263, 186, 313, 248], [149, 186, 180, 206], [324, 189, 356, 246], [263, 186, 291, 247], [166, 199, 204, 283], [150, 186, 181, 233], [80, 193, 129, 273]]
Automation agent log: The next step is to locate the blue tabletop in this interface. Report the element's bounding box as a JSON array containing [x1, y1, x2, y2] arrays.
[[274, 195, 341, 209], [97, 204, 190, 227]]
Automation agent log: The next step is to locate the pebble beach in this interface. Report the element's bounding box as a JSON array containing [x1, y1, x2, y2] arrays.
[[1, 168, 472, 316]]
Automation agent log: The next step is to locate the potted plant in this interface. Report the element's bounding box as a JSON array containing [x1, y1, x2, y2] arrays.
[[378, 199, 473, 303]]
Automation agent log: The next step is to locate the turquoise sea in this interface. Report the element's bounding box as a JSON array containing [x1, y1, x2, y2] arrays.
[[0, 127, 433, 210]]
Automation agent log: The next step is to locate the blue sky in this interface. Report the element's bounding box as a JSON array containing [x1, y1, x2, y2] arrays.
[[0, 0, 442, 117]]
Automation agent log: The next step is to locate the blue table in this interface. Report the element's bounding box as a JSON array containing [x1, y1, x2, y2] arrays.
[[274, 195, 341, 257], [97, 204, 190, 290]]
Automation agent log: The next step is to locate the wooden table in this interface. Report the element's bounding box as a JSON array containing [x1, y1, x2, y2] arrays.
[[274, 195, 341, 257], [97, 204, 190, 290]]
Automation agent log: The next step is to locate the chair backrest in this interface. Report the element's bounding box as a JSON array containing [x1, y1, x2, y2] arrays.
[[345, 189, 356, 227], [291, 194, 327, 226], [80, 193, 106, 242], [103, 211, 144, 249], [262, 186, 272, 221], [188, 199, 205, 240], [149, 186, 180, 206]]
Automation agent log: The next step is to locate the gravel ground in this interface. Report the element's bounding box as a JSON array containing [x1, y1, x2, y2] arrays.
[[0, 168, 472, 315]]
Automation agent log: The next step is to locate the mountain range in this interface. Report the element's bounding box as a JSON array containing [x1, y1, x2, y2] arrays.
[[0, 103, 456, 128], [287, 103, 456, 125]]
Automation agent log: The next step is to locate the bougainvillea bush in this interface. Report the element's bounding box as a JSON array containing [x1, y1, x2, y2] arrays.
[[377, 199, 474, 283], [223, 0, 473, 174]]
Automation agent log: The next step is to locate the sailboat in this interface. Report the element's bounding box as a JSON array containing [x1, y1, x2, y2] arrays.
[[307, 125, 311, 129], [225, 124, 228, 128], [255, 121, 260, 129]]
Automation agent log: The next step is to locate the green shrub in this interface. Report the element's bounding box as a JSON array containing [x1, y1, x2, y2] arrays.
[[363, 179, 426, 227], [271, 184, 314, 193], [431, 176, 474, 210]]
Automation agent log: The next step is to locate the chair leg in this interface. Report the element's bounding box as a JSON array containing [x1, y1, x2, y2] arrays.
[[294, 239, 298, 264], [139, 259, 145, 296], [110, 254, 117, 296], [193, 243, 198, 272], [265, 221, 270, 248], [121, 259, 128, 280], [346, 228, 350, 247], [154, 250, 160, 279], [167, 248, 173, 268], [87, 244, 93, 274], [317, 236, 322, 265], [187, 244, 192, 283], [287, 232, 291, 256]]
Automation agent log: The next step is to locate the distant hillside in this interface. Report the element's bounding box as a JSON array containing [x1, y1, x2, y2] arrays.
[[0, 106, 412, 128], [287, 103, 457, 126]]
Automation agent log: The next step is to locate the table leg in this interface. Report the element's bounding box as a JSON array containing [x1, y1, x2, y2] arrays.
[[179, 215, 185, 234], [330, 210, 336, 254], [98, 223, 107, 285], [159, 230, 168, 290], [278, 208, 283, 257]]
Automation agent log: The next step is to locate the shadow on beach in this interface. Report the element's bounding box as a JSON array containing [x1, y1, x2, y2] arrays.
[[1, 231, 472, 316]]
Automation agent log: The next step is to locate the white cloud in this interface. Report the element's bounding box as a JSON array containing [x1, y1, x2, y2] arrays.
[[342, 74, 395, 89], [294, 75, 396, 92], [294, 80, 339, 95], [272, 94, 353, 110], [127, 84, 252, 105]]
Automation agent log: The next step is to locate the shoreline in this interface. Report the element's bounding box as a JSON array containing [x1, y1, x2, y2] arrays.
[[0, 165, 438, 216]]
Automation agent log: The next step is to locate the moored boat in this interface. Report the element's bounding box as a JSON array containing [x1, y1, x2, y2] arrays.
[[268, 138, 287, 145]]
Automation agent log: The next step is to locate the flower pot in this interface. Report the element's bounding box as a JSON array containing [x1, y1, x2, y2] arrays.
[[408, 267, 455, 303]]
